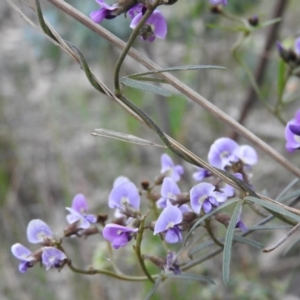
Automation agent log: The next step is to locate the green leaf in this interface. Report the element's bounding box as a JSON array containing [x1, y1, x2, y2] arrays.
[[245, 196, 300, 224], [92, 128, 166, 148], [258, 17, 281, 29], [165, 273, 215, 285], [277, 59, 287, 100], [189, 238, 225, 257], [277, 188, 300, 204], [206, 23, 249, 33], [276, 178, 299, 202], [128, 65, 226, 78], [184, 198, 240, 246], [144, 276, 162, 300], [223, 201, 243, 284], [248, 225, 292, 231], [232, 235, 264, 250], [121, 77, 171, 97]]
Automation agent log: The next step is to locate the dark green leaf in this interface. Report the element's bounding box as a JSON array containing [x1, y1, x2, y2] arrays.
[[223, 201, 243, 284], [121, 77, 171, 97], [165, 273, 215, 285]]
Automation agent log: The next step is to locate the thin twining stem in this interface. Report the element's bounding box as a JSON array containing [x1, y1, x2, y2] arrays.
[[114, 1, 159, 94], [44, 0, 300, 179]]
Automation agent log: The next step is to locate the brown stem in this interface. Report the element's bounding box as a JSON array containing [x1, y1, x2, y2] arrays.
[[231, 0, 290, 140]]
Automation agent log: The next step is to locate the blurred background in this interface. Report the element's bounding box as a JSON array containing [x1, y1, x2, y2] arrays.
[[1, 0, 300, 299]]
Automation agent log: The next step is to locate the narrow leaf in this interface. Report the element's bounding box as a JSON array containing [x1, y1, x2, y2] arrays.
[[128, 65, 226, 78], [223, 201, 243, 284], [189, 238, 225, 257], [233, 235, 264, 250], [165, 273, 215, 285], [121, 77, 171, 97], [277, 59, 287, 100], [92, 129, 166, 148], [144, 276, 162, 300], [184, 198, 240, 246], [259, 18, 281, 29], [245, 196, 300, 223], [248, 225, 292, 231]]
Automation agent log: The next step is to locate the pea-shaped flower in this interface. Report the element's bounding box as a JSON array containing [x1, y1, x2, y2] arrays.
[[159, 154, 184, 182], [66, 194, 97, 229], [285, 109, 300, 152], [154, 206, 183, 244]]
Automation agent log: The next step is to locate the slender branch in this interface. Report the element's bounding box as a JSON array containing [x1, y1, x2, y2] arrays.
[[44, 0, 300, 179], [114, 2, 159, 94], [205, 219, 224, 248], [232, 0, 290, 139], [134, 216, 154, 282], [263, 221, 300, 253]]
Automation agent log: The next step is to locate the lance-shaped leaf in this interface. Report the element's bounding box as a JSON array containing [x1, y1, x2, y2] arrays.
[[92, 129, 166, 148], [245, 196, 300, 224], [223, 201, 243, 284], [144, 276, 162, 300], [128, 65, 226, 79], [121, 77, 171, 97]]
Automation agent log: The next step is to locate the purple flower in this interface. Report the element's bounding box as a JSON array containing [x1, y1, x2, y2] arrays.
[[208, 138, 239, 169], [113, 176, 130, 188], [90, 0, 119, 23], [285, 109, 300, 152], [156, 177, 181, 209], [295, 37, 300, 56], [128, 3, 145, 19], [11, 243, 39, 273], [66, 194, 97, 229], [154, 206, 183, 244], [42, 247, 67, 270], [236, 220, 247, 233], [165, 251, 181, 274], [208, 138, 257, 169], [27, 219, 53, 244], [102, 224, 138, 249], [108, 181, 140, 211], [160, 154, 184, 182], [210, 0, 227, 5], [130, 10, 167, 42], [234, 145, 258, 166], [190, 182, 227, 214], [193, 167, 211, 182]]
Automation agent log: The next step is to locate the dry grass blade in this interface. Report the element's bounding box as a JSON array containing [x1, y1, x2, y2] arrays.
[[92, 129, 167, 148]]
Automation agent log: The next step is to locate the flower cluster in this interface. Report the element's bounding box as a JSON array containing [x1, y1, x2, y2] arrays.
[[90, 0, 167, 42], [12, 141, 253, 276], [12, 194, 97, 273], [11, 220, 67, 273]]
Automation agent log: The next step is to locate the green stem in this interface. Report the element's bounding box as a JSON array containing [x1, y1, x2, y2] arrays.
[[113, 2, 159, 95], [205, 219, 224, 248], [134, 216, 154, 282]]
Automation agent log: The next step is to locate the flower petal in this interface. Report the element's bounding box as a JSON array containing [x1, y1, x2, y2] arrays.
[[27, 219, 53, 244], [154, 206, 182, 235]]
